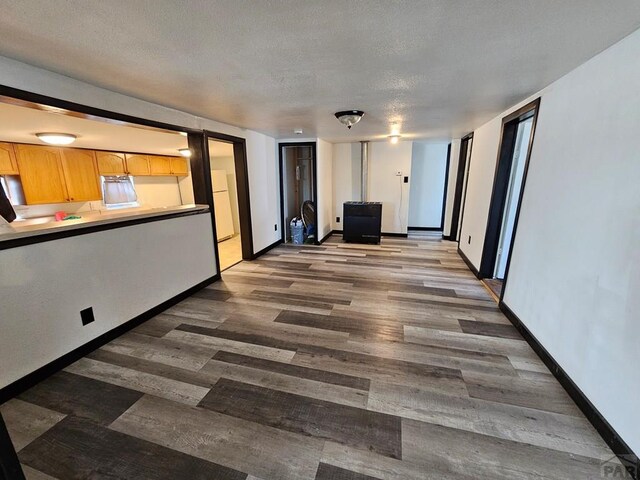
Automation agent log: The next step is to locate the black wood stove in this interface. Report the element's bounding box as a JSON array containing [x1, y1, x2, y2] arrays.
[[343, 201, 382, 244]]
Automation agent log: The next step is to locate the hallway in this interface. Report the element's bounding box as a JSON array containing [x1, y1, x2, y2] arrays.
[[2, 235, 614, 479]]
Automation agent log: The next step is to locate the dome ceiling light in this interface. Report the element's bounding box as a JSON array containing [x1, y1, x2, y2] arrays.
[[36, 133, 77, 145], [334, 110, 365, 129]]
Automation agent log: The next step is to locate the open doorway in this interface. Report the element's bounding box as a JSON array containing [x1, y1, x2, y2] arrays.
[[447, 133, 473, 242], [480, 99, 540, 299], [204, 132, 253, 273], [279, 142, 317, 244]]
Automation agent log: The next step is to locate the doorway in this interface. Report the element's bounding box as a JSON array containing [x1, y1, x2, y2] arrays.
[[447, 133, 473, 241], [480, 99, 540, 299], [203, 132, 253, 274], [278, 142, 318, 244]]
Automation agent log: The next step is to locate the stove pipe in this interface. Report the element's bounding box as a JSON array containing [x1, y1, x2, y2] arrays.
[[360, 141, 369, 202]]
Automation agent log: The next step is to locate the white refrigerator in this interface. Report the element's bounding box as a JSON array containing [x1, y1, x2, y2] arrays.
[[211, 170, 235, 241]]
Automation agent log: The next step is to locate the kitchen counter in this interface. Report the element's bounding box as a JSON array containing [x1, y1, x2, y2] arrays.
[[0, 204, 210, 247]]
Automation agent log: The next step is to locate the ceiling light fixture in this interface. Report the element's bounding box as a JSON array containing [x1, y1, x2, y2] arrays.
[[335, 110, 365, 129], [178, 148, 192, 158], [294, 129, 303, 135], [36, 133, 77, 145], [388, 134, 401, 144]]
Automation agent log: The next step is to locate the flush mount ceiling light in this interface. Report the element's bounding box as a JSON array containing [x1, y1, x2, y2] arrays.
[[36, 132, 77, 145], [335, 110, 365, 129], [178, 148, 192, 158], [388, 134, 401, 144]]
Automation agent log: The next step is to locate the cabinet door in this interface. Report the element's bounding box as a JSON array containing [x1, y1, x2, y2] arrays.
[[148, 155, 172, 175], [0, 142, 19, 174], [14, 145, 69, 204], [96, 151, 127, 175], [60, 149, 102, 202], [170, 156, 189, 176], [125, 154, 150, 175]]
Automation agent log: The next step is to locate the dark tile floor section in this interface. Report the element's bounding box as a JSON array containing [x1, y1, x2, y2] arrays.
[[18, 371, 143, 426], [212, 351, 371, 391], [19, 416, 246, 480], [315, 462, 381, 480], [199, 378, 402, 459], [0, 234, 616, 479]]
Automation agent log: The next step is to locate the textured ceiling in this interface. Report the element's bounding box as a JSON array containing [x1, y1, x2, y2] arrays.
[[1, 0, 639, 142]]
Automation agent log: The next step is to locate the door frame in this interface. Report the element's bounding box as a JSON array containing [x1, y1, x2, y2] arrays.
[[446, 133, 473, 241], [198, 131, 254, 273], [278, 142, 318, 244], [439, 142, 452, 231], [478, 98, 541, 299]]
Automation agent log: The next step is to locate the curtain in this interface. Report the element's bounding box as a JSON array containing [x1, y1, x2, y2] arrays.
[[102, 176, 137, 205]]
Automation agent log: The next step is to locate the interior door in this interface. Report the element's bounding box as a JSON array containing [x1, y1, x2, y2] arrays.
[[494, 117, 534, 278]]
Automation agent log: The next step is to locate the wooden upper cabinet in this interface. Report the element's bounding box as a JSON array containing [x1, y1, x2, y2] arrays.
[[96, 151, 127, 175], [170, 156, 189, 176], [125, 154, 150, 175], [60, 149, 101, 202], [148, 155, 172, 175], [0, 142, 19, 175], [14, 145, 69, 204]]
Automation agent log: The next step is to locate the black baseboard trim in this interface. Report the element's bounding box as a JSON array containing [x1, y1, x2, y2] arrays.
[[0, 274, 219, 405], [251, 239, 282, 259], [457, 247, 481, 278], [332, 229, 343, 235], [381, 232, 408, 238], [442, 234, 455, 241], [318, 230, 334, 244], [408, 226, 443, 232], [500, 301, 639, 479]]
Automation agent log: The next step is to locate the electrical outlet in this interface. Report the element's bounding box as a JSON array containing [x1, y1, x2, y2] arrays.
[[336, 216, 340, 223], [274, 224, 278, 231], [403, 176, 409, 183], [80, 307, 95, 326], [468, 235, 471, 244]]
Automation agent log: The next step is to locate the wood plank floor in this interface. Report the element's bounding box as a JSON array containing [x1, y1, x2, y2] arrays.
[[1, 234, 616, 479]]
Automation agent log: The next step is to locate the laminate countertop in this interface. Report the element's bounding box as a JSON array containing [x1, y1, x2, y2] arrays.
[[0, 204, 210, 243]]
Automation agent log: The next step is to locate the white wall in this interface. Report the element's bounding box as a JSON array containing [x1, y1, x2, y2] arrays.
[[369, 141, 413, 234], [331, 141, 412, 234], [0, 212, 216, 388], [134, 176, 183, 208], [0, 55, 280, 255], [442, 139, 460, 237], [316, 139, 333, 241], [458, 29, 640, 453], [331, 143, 361, 231], [408, 142, 449, 229]]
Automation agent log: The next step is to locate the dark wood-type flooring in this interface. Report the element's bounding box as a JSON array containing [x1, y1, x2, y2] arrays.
[[1, 234, 617, 479]]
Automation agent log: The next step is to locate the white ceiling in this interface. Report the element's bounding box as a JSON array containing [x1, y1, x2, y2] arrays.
[[0, 102, 187, 154], [1, 1, 639, 142]]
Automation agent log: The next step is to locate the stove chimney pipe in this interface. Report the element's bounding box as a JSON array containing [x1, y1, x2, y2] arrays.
[[360, 141, 369, 202]]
